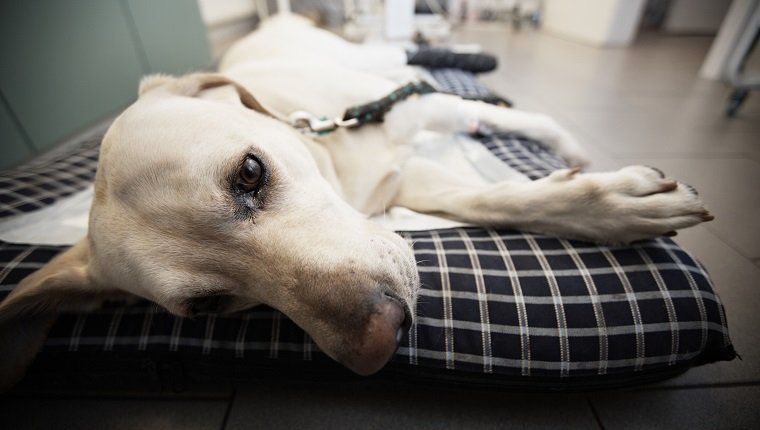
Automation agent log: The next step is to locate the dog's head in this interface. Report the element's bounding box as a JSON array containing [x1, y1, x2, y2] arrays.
[[0, 73, 419, 388]]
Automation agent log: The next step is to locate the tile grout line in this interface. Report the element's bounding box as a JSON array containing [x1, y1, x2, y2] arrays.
[[0, 393, 231, 401], [632, 380, 760, 393], [700, 223, 759, 266], [586, 396, 606, 430], [219, 384, 239, 430], [610, 152, 757, 160]]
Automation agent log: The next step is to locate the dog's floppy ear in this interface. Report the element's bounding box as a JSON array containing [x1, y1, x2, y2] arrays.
[[138, 73, 175, 95], [194, 74, 275, 118], [139, 73, 276, 118], [0, 238, 117, 391]]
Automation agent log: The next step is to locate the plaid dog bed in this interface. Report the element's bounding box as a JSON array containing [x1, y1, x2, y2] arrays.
[[0, 74, 735, 390], [0, 138, 101, 220]]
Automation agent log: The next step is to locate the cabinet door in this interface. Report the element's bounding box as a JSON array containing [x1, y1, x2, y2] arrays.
[[126, 0, 212, 74], [0, 99, 33, 169], [0, 0, 145, 151]]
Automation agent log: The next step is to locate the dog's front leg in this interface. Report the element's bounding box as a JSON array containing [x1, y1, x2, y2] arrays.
[[384, 93, 590, 167], [391, 159, 712, 244]]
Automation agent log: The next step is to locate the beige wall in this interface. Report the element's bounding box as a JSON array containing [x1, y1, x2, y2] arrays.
[[542, 0, 646, 47]]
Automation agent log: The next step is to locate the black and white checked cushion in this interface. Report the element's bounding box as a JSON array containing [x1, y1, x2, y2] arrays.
[[0, 72, 735, 386], [480, 133, 567, 180], [0, 228, 735, 382], [399, 230, 732, 377], [0, 138, 100, 220], [430, 68, 513, 106]]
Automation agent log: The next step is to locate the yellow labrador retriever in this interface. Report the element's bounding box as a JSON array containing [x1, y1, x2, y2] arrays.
[[0, 15, 712, 389]]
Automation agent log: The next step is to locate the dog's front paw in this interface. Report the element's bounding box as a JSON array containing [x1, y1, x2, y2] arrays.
[[541, 165, 712, 243]]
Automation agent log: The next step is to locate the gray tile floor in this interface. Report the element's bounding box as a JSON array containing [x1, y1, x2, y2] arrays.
[[2, 24, 759, 430], [460, 23, 760, 427]]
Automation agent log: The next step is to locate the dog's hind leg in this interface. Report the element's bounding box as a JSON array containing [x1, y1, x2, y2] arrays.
[[384, 93, 590, 168], [390, 158, 712, 244]]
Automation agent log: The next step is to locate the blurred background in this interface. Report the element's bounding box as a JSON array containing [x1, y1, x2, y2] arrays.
[[1, 0, 757, 171]]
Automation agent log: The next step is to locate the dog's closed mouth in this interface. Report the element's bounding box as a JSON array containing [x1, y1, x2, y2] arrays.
[[186, 294, 234, 316]]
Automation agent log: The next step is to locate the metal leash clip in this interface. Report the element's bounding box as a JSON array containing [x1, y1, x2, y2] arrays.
[[289, 111, 358, 135]]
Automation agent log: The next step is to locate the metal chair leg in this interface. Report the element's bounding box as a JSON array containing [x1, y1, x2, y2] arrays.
[[726, 88, 750, 117]]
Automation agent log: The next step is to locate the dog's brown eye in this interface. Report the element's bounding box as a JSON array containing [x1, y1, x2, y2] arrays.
[[238, 157, 263, 193]]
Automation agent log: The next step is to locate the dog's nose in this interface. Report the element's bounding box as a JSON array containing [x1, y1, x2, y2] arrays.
[[340, 295, 409, 376]]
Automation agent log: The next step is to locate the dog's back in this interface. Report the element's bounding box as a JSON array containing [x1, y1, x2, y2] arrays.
[[220, 14, 408, 73]]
